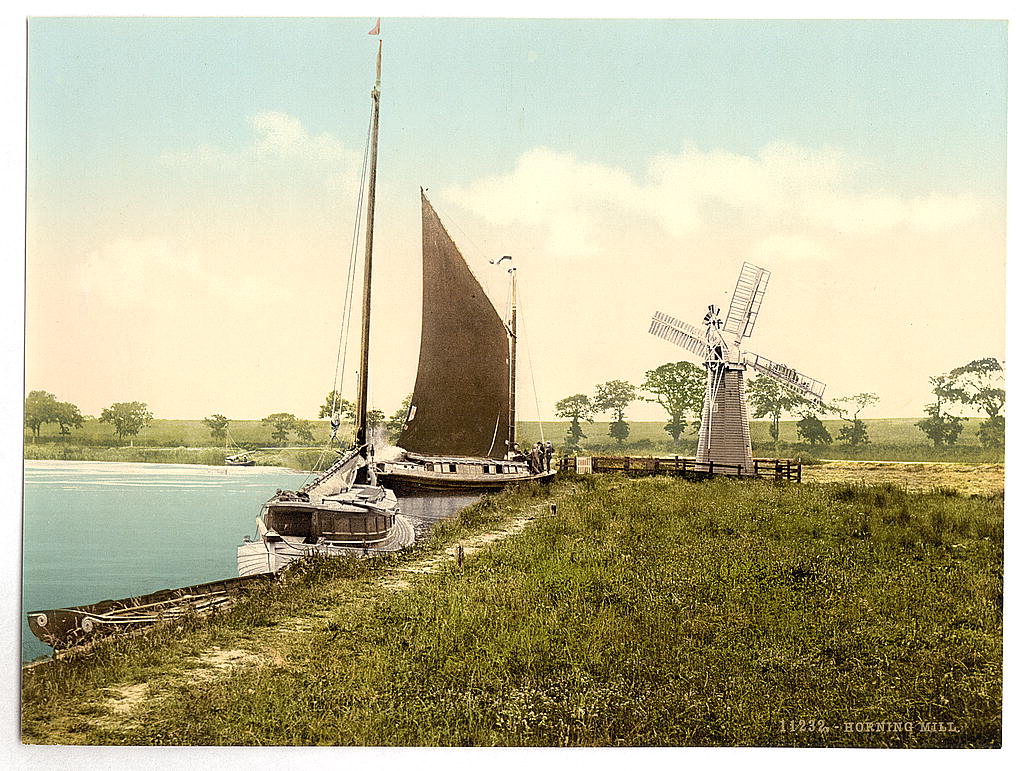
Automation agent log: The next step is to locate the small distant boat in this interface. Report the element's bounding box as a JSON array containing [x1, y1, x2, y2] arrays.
[[236, 39, 413, 576], [225, 451, 256, 467], [374, 193, 556, 494]]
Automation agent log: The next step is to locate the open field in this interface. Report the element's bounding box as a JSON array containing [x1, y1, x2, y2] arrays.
[[802, 462, 1004, 497], [518, 417, 995, 448], [24, 418, 339, 449], [24, 417, 1004, 466], [22, 474, 1002, 747]]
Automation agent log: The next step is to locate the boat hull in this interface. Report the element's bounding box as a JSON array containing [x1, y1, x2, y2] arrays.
[[27, 573, 274, 652], [237, 513, 415, 576], [237, 483, 415, 576], [377, 455, 556, 495]]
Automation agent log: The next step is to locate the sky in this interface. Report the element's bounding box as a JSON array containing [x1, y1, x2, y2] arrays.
[[21, 15, 1008, 423]]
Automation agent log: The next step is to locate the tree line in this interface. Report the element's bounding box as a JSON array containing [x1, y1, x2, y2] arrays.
[[24, 391, 153, 445], [553, 356, 1004, 452], [914, 358, 1004, 449], [25, 357, 1003, 452]]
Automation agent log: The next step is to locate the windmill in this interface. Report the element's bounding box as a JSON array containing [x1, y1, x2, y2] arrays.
[[648, 262, 826, 473]]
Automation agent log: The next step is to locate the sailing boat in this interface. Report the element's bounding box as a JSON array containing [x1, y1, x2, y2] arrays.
[[237, 40, 414, 576], [374, 191, 556, 494]]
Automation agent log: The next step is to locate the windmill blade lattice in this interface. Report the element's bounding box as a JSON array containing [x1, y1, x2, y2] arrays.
[[743, 351, 827, 406], [724, 262, 770, 342], [649, 311, 708, 360]]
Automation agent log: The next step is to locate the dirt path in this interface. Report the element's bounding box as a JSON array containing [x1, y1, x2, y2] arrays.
[[803, 461, 1003, 496], [75, 502, 553, 734]]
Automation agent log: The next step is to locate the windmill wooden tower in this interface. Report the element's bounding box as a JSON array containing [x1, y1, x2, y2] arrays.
[[649, 262, 827, 473]]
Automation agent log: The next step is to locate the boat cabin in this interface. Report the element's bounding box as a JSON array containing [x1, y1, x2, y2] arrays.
[[263, 488, 396, 546]]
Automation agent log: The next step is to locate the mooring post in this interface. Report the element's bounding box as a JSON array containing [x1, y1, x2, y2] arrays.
[[550, 503, 557, 517], [457, 544, 464, 568]]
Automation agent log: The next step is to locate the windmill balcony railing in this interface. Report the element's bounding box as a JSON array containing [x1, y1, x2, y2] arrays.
[[558, 455, 802, 482]]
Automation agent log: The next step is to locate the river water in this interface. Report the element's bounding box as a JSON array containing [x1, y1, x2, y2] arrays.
[[21, 460, 478, 662]]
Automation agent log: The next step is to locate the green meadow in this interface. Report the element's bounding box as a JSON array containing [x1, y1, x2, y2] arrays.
[[24, 416, 1003, 467], [22, 474, 1002, 747]]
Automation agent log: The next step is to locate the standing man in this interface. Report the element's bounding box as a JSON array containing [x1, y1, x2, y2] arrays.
[[543, 440, 553, 472], [529, 442, 542, 474]]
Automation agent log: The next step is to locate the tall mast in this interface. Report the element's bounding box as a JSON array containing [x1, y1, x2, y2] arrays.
[[507, 264, 517, 456], [355, 40, 382, 459]]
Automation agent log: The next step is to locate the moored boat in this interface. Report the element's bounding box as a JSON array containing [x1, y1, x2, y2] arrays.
[[375, 193, 555, 493], [225, 451, 256, 466], [237, 449, 413, 576], [27, 573, 274, 652], [236, 37, 414, 574]]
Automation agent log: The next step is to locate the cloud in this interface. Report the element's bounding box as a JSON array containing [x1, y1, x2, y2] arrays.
[[159, 110, 362, 193], [443, 147, 643, 257], [77, 236, 269, 312], [443, 143, 989, 255], [79, 237, 202, 307]]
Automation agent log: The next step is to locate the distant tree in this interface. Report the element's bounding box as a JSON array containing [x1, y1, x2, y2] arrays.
[[367, 409, 385, 429], [99, 401, 153, 445], [916, 405, 965, 448], [640, 361, 704, 445], [978, 415, 1005, 450], [916, 374, 964, 448], [386, 394, 413, 442], [24, 390, 60, 440], [555, 394, 595, 451], [947, 358, 1005, 420], [832, 393, 878, 447], [294, 419, 316, 444], [747, 375, 803, 444], [319, 390, 355, 421], [947, 358, 1005, 449], [795, 412, 832, 446], [53, 401, 84, 437], [594, 380, 636, 446], [203, 414, 230, 445], [262, 412, 297, 446]]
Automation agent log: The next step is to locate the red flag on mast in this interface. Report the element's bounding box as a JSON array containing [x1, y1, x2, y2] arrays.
[[368, 18, 380, 35]]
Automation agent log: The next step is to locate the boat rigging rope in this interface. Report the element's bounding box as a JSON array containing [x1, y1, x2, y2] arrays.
[[303, 100, 374, 485], [332, 104, 374, 422], [515, 290, 546, 444]]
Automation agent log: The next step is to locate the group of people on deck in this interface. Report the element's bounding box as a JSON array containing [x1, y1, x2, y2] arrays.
[[511, 440, 553, 474], [530, 440, 553, 474]]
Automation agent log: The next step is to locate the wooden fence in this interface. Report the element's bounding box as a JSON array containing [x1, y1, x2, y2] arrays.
[[559, 455, 802, 482]]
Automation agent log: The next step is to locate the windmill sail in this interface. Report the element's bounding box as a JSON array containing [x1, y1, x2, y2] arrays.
[[649, 311, 708, 360], [397, 192, 511, 459], [724, 262, 770, 341], [744, 351, 826, 405]]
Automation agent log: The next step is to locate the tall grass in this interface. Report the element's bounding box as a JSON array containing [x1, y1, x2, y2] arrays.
[[22, 476, 1002, 747]]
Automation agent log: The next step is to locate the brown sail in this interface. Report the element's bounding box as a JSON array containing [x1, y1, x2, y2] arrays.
[[397, 191, 510, 459]]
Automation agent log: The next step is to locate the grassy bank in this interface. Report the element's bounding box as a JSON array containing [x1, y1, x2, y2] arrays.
[[22, 474, 1002, 747]]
